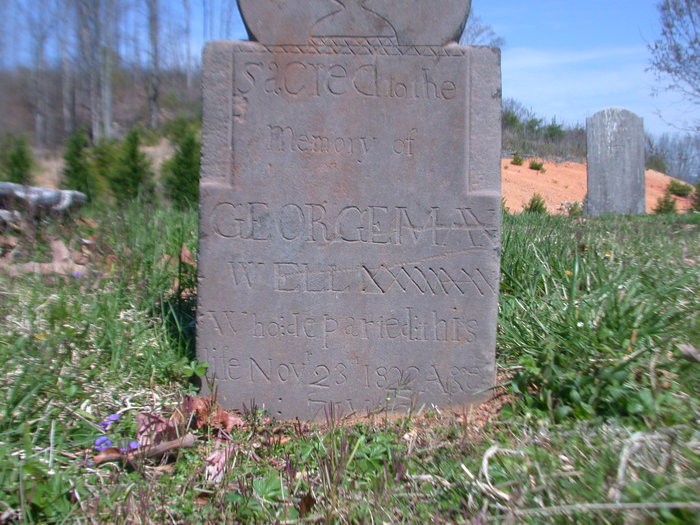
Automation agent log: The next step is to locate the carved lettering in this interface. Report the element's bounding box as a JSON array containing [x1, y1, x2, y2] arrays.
[[235, 58, 460, 101], [210, 202, 498, 249], [267, 125, 377, 160]]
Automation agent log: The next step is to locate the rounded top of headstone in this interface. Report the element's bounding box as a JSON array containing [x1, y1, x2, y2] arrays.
[[237, 0, 472, 46], [588, 108, 643, 126]]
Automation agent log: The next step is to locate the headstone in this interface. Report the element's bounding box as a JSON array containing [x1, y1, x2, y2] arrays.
[[197, 0, 502, 420], [586, 108, 645, 216]]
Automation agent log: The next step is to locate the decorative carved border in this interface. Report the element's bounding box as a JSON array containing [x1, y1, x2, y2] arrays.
[[231, 41, 468, 57]]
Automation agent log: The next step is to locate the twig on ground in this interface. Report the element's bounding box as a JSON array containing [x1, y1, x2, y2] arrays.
[[93, 433, 197, 465], [511, 501, 700, 518], [479, 446, 525, 502]]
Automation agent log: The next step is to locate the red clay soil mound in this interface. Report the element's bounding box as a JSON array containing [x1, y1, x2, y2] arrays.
[[501, 159, 693, 214]]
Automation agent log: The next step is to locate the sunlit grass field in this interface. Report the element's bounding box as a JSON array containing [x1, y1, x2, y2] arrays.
[[1, 205, 698, 523]]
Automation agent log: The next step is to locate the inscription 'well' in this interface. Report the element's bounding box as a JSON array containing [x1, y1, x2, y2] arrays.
[[197, 11, 502, 419]]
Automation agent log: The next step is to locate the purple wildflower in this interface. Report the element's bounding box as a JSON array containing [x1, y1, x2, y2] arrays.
[[98, 413, 121, 431], [119, 441, 140, 453], [94, 436, 113, 452]]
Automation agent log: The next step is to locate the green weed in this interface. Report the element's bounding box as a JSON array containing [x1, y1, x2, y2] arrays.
[[0, 206, 698, 522]]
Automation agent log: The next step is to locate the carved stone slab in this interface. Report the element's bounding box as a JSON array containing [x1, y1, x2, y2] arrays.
[[586, 108, 645, 216], [237, 0, 472, 45], [197, 39, 501, 420]]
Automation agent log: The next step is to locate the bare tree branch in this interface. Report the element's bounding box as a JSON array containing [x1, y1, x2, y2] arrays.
[[648, 0, 700, 130]]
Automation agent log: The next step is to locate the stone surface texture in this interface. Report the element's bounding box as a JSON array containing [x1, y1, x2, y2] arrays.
[[237, 0, 471, 46], [586, 108, 645, 216], [198, 1, 501, 420]]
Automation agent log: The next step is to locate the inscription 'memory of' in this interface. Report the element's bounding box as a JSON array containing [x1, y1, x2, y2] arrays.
[[236, 59, 459, 100], [268, 125, 378, 158]]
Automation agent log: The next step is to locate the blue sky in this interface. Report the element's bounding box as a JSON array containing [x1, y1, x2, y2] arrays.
[[206, 0, 692, 136], [474, 0, 694, 135]]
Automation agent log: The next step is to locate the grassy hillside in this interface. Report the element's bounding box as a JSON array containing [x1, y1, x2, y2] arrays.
[[0, 205, 698, 523]]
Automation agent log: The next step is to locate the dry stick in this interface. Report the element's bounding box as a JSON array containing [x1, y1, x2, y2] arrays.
[[480, 446, 525, 502], [610, 431, 644, 503], [93, 433, 197, 465], [511, 501, 700, 518]]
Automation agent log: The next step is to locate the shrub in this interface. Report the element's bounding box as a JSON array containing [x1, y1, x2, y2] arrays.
[[91, 139, 120, 201], [1, 134, 33, 185], [693, 180, 700, 212], [501, 197, 510, 216], [667, 179, 693, 197], [645, 154, 668, 173], [163, 127, 201, 209], [109, 129, 155, 205], [511, 152, 523, 166], [523, 193, 548, 214], [567, 201, 584, 218], [654, 191, 677, 214], [62, 129, 93, 199], [528, 159, 544, 171]]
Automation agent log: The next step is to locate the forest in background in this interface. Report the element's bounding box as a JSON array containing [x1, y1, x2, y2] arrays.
[[0, 0, 698, 183]]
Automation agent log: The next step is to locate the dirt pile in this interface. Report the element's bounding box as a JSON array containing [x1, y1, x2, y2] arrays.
[[502, 159, 693, 214]]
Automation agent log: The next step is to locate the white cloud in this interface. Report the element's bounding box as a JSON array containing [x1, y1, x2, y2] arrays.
[[500, 45, 698, 134], [504, 45, 644, 70]]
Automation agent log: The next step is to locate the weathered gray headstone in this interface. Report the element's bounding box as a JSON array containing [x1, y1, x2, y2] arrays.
[[197, 0, 502, 419], [586, 108, 645, 216]]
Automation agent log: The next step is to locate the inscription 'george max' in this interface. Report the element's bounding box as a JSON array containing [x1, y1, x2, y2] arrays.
[[211, 202, 498, 248]]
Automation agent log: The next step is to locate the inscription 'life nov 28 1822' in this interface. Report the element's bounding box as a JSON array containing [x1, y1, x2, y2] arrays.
[[197, 4, 501, 419]]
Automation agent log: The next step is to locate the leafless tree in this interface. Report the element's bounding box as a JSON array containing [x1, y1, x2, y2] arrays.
[[460, 13, 505, 48], [22, 0, 56, 148], [183, 0, 193, 89], [100, 0, 118, 139], [0, 0, 8, 69], [146, 0, 160, 129], [59, 1, 77, 136], [649, 0, 700, 130]]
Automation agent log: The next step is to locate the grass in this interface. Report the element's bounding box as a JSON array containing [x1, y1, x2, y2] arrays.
[[0, 204, 698, 523]]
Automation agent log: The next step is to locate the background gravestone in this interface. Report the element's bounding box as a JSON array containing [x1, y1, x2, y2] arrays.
[[197, 0, 502, 419], [586, 108, 645, 216]]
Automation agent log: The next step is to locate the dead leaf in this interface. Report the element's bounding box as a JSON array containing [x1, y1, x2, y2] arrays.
[[180, 244, 195, 267], [678, 343, 700, 363], [92, 447, 123, 464], [298, 490, 316, 517], [79, 217, 99, 229], [72, 250, 89, 266], [137, 412, 179, 447], [149, 464, 176, 477], [1, 235, 17, 249], [104, 254, 118, 274], [195, 494, 211, 507], [50, 239, 71, 263], [205, 443, 238, 483], [175, 396, 245, 434]]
